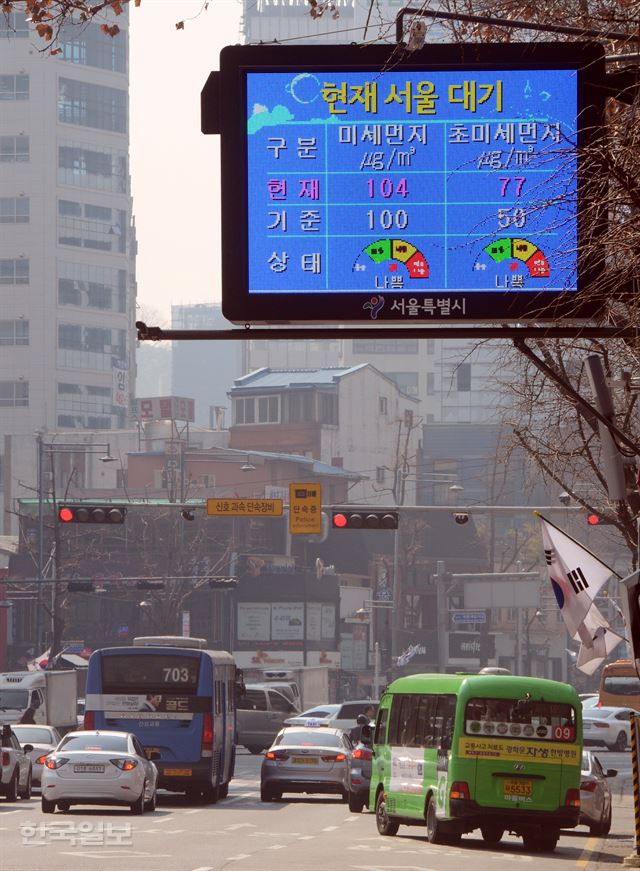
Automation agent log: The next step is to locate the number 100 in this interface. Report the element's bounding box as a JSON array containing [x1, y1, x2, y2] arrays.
[[367, 209, 408, 230]]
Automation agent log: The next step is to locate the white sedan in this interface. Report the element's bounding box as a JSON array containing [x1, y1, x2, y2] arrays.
[[583, 707, 632, 751], [12, 724, 61, 786], [41, 730, 158, 814]]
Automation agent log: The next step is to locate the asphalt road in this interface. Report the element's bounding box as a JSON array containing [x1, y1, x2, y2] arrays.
[[0, 749, 633, 871]]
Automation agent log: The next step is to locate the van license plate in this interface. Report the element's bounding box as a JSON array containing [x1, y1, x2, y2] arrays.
[[164, 769, 192, 776], [293, 757, 318, 765], [503, 779, 532, 797]]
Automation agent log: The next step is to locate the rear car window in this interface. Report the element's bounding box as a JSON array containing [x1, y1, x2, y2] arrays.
[[59, 734, 129, 752], [277, 730, 341, 747], [603, 676, 640, 696], [338, 702, 378, 718]]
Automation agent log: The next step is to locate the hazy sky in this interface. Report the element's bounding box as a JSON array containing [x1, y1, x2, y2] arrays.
[[129, 1, 243, 325]]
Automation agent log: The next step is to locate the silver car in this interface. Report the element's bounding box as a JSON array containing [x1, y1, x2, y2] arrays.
[[580, 750, 616, 835], [261, 727, 352, 802], [583, 706, 632, 751], [11, 724, 62, 786]]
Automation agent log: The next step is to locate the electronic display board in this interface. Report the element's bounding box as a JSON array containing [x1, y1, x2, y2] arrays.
[[212, 43, 605, 323]]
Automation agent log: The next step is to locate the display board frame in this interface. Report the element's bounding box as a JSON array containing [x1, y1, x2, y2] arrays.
[[212, 42, 605, 324]]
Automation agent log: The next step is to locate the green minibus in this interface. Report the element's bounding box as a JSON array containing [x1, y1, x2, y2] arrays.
[[370, 673, 582, 853]]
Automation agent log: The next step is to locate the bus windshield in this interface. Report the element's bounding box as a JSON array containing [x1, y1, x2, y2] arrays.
[[101, 653, 200, 695], [465, 697, 576, 741]]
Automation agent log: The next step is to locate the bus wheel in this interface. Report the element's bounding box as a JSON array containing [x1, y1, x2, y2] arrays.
[[247, 746, 264, 755], [522, 828, 559, 853], [425, 795, 446, 844], [375, 791, 399, 836], [200, 783, 219, 804], [481, 824, 504, 846]]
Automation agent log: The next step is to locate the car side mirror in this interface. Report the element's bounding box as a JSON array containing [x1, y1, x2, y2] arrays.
[[23, 744, 33, 753], [606, 769, 618, 778]]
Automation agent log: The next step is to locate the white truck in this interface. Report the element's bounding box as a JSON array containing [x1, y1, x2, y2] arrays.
[[241, 666, 333, 711], [0, 670, 78, 734]]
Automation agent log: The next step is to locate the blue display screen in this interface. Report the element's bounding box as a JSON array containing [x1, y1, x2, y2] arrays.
[[246, 69, 579, 306]]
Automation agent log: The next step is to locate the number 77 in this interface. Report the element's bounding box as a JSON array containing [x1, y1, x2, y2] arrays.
[[499, 177, 526, 197]]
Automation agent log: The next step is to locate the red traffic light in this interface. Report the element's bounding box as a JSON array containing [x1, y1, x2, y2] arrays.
[[587, 514, 601, 525], [331, 510, 398, 530], [57, 505, 126, 524]]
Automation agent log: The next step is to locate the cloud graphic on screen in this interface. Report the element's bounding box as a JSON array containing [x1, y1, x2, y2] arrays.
[[248, 104, 295, 134]]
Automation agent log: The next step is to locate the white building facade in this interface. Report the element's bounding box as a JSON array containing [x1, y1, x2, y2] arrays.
[[0, 10, 136, 532]]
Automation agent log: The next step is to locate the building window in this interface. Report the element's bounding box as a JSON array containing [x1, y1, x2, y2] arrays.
[[376, 467, 386, 484], [234, 397, 255, 425], [457, 363, 472, 392], [0, 11, 29, 36], [319, 392, 338, 425], [0, 381, 28, 406], [0, 197, 29, 223], [288, 392, 313, 423], [379, 396, 388, 414], [426, 372, 435, 395], [352, 339, 418, 354], [58, 199, 127, 253], [60, 26, 127, 73], [0, 75, 29, 100], [58, 143, 128, 193], [0, 319, 28, 345], [386, 372, 419, 397], [426, 339, 435, 355], [257, 395, 279, 423], [0, 259, 29, 285], [58, 262, 126, 312], [0, 135, 29, 163], [58, 78, 127, 134]]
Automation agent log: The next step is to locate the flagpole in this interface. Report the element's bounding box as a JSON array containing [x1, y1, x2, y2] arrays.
[[534, 511, 621, 579]]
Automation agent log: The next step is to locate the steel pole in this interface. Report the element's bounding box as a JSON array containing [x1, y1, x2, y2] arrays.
[[630, 713, 640, 859], [35, 435, 44, 651]]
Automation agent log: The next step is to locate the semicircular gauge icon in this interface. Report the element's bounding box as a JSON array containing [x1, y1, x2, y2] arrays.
[[362, 238, 429, 279], [475, 237, 550, 278]]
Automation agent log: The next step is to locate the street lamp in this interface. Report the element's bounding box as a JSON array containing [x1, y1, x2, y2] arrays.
[[355, 601, 393, 698]]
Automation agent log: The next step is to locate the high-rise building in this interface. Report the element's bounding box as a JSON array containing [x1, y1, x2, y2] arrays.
[[0, 10, 136, 527]]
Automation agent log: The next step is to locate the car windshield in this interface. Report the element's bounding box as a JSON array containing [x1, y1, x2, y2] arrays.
[[277, 730, 342, 747], [12, 727, 53, 744], [59, 734, 129, 752], [0, 689, 29, 710], [582, 697, 600, 709]]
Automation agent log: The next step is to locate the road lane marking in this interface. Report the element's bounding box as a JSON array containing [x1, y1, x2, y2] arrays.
[[190, 866, 214, 870], [226, 823, 256, 830], [298, 835, 316, 840], [185, 809, 204, 815], [61, 851, 172, 859], [576, 835, 600, 868], [323, 825, 339, 831], [267, 845, 286, 850], [226, 855, 251, 861]]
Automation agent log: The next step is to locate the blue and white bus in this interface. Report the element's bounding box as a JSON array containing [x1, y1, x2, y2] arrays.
[[84, 636, 239, 803]]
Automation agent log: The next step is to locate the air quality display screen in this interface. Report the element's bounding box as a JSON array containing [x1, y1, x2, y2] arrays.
[[214, 44, 604, 321], [247, 68, 578, 306]]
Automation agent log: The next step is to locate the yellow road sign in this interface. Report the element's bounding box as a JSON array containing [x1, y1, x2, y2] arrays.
[[289, 483, 322, 534], [207, 498, 283, 517]]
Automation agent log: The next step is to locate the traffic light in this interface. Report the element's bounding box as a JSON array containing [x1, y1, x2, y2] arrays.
[[331, 510, 398, 530], [58, 505, 126, 524], [208, 577, 239, 590], [587, 513, 613, 526]]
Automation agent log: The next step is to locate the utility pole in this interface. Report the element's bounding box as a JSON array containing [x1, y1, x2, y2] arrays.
[[436, 560, 448, 671]]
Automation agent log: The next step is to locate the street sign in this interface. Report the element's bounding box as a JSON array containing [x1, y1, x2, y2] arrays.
[[289, 483, 322, 534], [451, 611, 487, 624], [206, 498, 283, 517], [208, 42, 605, 324]]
